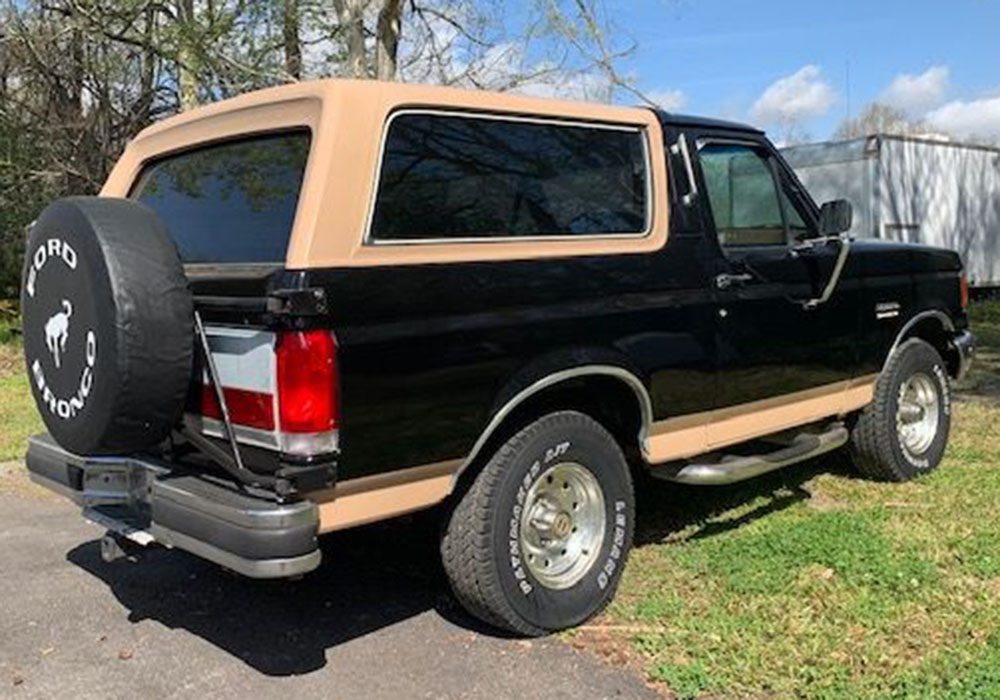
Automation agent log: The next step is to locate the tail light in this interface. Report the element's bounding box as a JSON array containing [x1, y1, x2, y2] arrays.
[[960, 274, 970, 310], [275, 329, 339, 456], [201, 385, 275, 431]]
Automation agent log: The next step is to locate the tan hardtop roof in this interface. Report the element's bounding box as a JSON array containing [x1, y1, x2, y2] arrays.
[[133, 78, 656, 144], [104, 79, 668, 269]]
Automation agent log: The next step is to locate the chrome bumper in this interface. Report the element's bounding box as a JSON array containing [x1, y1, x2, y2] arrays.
[[26, 434, 321, 578], [952, 329, 976, 382]]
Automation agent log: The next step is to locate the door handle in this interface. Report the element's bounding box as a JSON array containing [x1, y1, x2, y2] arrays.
[[714, 272, 755, 290]]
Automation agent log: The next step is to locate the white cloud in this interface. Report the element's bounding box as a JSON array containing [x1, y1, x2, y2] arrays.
[[881, 65, 950, 113], [645, 88, 686, 111], [926, 93, 1000, 140], [750, 65, 836, 126]]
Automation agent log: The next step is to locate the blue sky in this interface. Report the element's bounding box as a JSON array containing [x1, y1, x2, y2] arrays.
[[612, 0, 1000, 142]]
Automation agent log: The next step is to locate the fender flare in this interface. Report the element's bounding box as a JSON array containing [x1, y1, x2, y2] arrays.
[[454, 364, 653, 482], [883, 309, 955, 373]]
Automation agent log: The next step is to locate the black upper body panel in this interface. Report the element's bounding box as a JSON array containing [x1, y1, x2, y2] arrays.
[[186, 117, 968, 480], [655, 111, 762, 135]]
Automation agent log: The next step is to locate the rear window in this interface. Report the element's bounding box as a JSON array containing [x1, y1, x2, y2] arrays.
[[132, 130, 310, 263], [369, 113, 649, 242]]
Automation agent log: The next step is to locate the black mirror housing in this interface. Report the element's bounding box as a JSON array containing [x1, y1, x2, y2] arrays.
[[819, 199, 852, 236]]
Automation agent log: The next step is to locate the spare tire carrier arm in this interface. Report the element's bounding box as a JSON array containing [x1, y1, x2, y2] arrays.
[[178, 311, 277, 490]]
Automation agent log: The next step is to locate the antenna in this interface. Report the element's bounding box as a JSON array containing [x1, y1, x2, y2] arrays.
[[845, 58, 851, 123]]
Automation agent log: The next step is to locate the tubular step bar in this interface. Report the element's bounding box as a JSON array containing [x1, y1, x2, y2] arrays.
[[651, 422, 848, 485]]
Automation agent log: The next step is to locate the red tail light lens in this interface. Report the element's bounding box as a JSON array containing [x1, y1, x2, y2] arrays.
[[276, 329, 339, 435], [201, 384, 275, 431], [960, 274, 970, 310]]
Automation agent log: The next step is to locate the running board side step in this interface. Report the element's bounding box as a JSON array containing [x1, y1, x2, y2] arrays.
[[649, 422, 848, 485]]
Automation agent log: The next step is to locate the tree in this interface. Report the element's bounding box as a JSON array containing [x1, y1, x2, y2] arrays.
[[834, 102, 930, 140], [0, 0, 641, 299]]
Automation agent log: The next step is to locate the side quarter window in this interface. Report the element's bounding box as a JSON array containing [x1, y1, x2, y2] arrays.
[[698, 143, 806, 250], [369, 112, 649, 242]]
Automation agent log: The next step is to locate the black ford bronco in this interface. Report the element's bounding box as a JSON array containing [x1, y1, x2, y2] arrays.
[[21, 80, 974, 635]]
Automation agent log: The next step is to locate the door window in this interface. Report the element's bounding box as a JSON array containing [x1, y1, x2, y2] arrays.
[[699, 143, 802, 249]]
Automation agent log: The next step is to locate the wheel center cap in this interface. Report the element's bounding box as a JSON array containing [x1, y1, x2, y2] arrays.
[[552, 512, 573, 539]]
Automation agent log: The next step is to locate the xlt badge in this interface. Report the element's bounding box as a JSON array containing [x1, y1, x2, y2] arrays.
[[876, 301, 901, 320]]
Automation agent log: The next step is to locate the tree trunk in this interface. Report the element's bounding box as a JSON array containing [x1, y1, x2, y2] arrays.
[[177, 0, 198, 111], [282, 0, 302, 80], [375, 0, 403, 81], [67, 24, 84, 123], [333, 0, 367, 78], [137, 4, 156, 123]]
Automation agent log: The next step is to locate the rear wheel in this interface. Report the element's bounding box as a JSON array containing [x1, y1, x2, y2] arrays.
[[441, 411, 634, 635], [849, 338, 951, 481]]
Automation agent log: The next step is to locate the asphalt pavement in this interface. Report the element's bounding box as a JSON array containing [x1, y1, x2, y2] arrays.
[[0, 478, 658, 700]]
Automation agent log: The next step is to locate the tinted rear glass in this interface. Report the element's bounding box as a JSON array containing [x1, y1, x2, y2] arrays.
[[370, 113, 648, 241], [133, 130, 310, 263]]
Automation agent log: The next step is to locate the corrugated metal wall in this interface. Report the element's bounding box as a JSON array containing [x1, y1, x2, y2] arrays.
[[782, 136, 1000, 286]]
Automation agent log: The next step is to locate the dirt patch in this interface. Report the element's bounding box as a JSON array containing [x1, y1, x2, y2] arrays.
[[0, 344, 20, 378], [803, 489, 846, 512], [0, 461, 58, 500]]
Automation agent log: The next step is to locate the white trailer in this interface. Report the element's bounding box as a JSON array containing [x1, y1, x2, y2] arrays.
[[781, 135, 1000, 287]]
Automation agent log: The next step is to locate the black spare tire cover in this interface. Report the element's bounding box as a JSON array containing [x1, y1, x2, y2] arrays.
[[21, 197, 193, 455]]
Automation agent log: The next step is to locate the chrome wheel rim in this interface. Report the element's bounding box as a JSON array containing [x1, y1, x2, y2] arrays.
[[896, 372, 940, 456], [519, 462, 606, 590]]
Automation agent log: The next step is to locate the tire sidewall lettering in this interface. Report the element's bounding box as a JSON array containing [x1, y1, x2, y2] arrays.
[[504, 436, 629, 600], [597, 501, 628, 591], [509, 442, 568, 596]]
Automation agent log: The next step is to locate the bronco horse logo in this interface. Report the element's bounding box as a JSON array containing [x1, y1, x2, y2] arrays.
[[44, 299, 73, 369]]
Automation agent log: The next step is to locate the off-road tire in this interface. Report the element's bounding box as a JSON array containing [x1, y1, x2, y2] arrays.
[[441, 411, 635, 636], [849, 338, 951, 481]]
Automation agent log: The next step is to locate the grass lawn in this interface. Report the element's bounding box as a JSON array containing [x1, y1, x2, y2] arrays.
[[571, 300, 1000, 699], [0, 312, 42, 462]]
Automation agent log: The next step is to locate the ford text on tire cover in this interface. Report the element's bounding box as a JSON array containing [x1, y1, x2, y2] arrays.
[[21, 80, 975, 635]]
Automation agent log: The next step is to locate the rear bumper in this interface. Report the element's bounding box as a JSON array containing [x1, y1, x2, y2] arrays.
[[952, 329, 976, 382], [26, 434, 321, 578]]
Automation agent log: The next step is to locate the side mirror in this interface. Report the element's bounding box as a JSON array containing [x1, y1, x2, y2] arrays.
[[818, 199, 852, 236]]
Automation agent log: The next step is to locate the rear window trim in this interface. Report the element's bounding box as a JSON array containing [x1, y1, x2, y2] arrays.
[[127, 127, 313, 266], [363, 108, 654, 246]]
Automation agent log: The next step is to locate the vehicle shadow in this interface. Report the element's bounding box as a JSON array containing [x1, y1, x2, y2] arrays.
[[632, 449, 858, 547], [65, 451, 857, 676], [65, 510, 475, 676]]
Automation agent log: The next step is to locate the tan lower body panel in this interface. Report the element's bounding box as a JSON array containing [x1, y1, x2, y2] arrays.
[[310, 375, 877, 532], [645, 374, 877, 464], [311, 459, 461, 533]]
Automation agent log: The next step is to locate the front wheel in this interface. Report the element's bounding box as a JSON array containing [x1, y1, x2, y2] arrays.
[[849, 338, 952, 481], [440, 411, 635, 635]]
